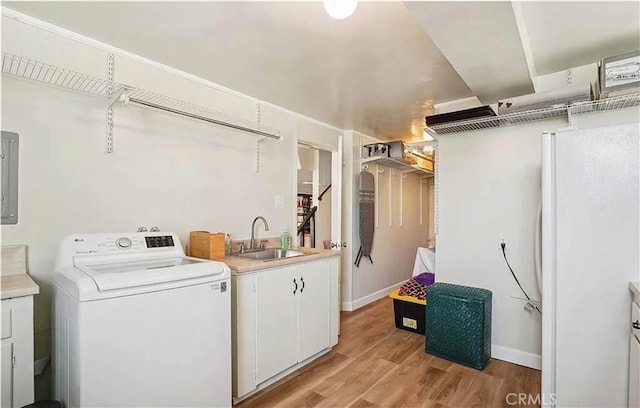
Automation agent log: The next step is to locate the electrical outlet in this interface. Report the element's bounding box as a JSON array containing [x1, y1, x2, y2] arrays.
[[499, 234, 508, 247]]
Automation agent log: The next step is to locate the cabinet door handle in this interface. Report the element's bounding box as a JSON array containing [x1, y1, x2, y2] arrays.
[[300, 277, 305, 293], [293, 278, 298, 295], [633, 320, 640, 330]]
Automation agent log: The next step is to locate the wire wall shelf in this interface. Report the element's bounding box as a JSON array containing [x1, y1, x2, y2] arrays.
[[1, 52, 120, 96], [569, 93, 640, 114], [1, 52, 282, 145], [362, 155, 434, 176], [426, 92, 640, 135]]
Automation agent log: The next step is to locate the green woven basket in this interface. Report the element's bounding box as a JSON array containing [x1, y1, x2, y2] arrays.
[[425, 283, 492, 370]]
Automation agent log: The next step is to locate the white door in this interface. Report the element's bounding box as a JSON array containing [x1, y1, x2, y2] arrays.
[[331, 138, 343, 318], [1, 342, 13, 408], [297, 261, 331, 362], [331, 135, 342, 252], [256, 266, 298, 383]]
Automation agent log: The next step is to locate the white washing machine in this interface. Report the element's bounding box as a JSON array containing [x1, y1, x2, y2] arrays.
[[52, 232, 231, 408]]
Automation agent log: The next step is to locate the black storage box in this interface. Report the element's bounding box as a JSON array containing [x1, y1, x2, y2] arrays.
[[390, 289, 426, 335]]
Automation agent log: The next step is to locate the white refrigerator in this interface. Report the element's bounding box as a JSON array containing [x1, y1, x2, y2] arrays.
[[541, 123, 640, 407], [542, 124, 640, 407]]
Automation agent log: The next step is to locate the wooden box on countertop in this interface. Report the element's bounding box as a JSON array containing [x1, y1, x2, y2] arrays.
[[188, 231, 225, 260]]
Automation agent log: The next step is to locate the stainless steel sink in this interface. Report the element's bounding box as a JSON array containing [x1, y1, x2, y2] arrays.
[[236, 248, 314, 261]]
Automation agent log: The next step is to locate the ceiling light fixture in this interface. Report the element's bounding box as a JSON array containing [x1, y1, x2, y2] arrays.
[[324, 0, 358, 20]]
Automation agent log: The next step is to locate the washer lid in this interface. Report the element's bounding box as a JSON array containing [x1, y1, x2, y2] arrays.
[[77, 256, 225, 292]]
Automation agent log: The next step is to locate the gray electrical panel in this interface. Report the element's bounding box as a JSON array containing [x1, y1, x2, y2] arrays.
[[1, 131, 19, 225]]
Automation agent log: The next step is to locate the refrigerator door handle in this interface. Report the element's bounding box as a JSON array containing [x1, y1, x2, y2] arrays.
[[534, 195, 543, 295]]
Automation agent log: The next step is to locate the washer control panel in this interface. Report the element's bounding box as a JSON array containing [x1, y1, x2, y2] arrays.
[[66, 233, 182, 257], [144, 235, 175, 248], [59, 232, 186, 269]]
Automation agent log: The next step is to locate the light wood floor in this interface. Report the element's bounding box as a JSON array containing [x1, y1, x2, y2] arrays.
[[236, 297, 541, 408]]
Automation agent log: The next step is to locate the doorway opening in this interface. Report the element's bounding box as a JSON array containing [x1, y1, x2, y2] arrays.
[[296, 145, 333, 249]]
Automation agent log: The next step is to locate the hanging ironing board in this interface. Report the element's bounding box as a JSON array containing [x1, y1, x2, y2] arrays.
[[355, 171, 375, 267]]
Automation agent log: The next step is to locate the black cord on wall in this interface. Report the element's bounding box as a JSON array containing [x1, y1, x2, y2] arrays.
[[501, 243, 542, 314]]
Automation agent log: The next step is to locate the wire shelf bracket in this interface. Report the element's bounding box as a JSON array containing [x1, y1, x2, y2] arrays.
[[106, 53, 115, 153], [254, 136, 266, 173], [250, 103, 282, 173], [107, 88, 128, 109], [398, 169, 413, 227]]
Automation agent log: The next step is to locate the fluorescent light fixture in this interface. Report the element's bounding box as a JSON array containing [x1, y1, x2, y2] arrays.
[[324, 0, 358, 20]]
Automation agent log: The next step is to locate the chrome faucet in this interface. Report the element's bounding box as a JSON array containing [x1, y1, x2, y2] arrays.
[[250, 216, 270, 250]]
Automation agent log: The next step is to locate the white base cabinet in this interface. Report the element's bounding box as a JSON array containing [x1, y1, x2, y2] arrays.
[[1, 295, 35, 408], [232, 257, 339, 400]]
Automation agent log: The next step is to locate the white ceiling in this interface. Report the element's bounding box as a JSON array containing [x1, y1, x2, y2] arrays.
[[404, 1, 535, 104], [4, 1, 640, 141], [521, 1, 640, 75]]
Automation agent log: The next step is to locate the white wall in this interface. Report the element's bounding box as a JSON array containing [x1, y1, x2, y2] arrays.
[[535, 63, 598, 94], [341, 131, 431, 309], [427, 179, 435, 245], [0, 16, 341, 399], [436, 106, 640, 369]]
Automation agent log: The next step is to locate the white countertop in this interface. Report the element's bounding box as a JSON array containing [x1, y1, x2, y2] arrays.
[[1, 274, 40, 300]]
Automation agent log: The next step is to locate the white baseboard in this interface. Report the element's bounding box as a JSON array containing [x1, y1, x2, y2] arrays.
[[342, 281, 405, 312], [492, 344, 541, 370]]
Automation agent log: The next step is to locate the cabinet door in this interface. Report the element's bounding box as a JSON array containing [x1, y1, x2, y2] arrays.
[[329, 257, 340, 345], [1, 341, 12, 408], [256, 266, 298, 383], [631, 334, 640, 408], [232, 275, 258, 398], [297, 261, 331, 362]]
